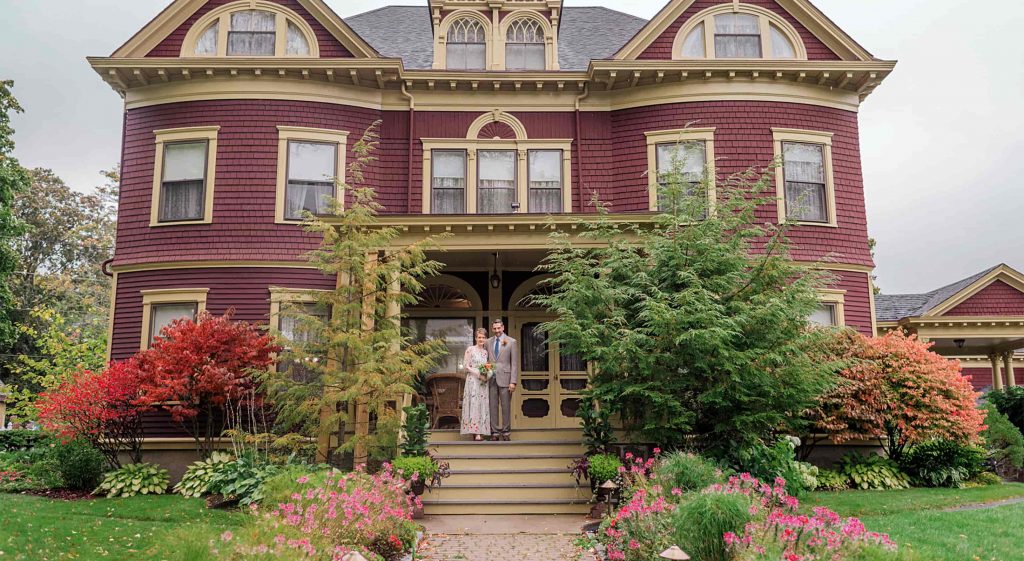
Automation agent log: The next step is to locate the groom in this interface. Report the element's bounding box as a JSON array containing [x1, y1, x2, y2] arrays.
[[487, 319, 519, 441]]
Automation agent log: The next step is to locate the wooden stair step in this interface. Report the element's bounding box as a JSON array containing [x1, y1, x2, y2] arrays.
[[438, 454, 579, 470], [421, 499, 593, 515], [425, 484, 588, 501]]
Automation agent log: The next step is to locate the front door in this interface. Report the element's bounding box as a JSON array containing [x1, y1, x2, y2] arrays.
[[511, 316, 588, 429]]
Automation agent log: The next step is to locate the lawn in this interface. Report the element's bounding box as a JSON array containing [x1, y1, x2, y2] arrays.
[[806, 484, 1024, 561], [0, 494, 243, 561]]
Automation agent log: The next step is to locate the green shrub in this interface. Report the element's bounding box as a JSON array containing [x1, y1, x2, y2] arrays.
[[174, 452, 233, 498], [0, 446, 63, 492], [0, 430, 52, 452], [655, 452, 723, 494], [392, 455, 438, 481], [982, 403, 1024, 475], [672, 492, 751, 561], [399, 404, 431, 457], [966, 471, 1004, 487], [206, 452, 281, 505], [988, 386, 1024, 433], [735, 437, 817, 495], [259, 465, 337, 507], [815, 468, 849, 491], [50, 439, 105, 491], [96, 462, 169, 497], [588, 453, 622, 484], [837, 453, 910, 490], [900, 439, 986, 488]]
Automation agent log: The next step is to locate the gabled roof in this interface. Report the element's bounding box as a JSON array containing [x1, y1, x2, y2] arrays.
[[876, 264, 1024, 322], [111, 0, 380, 59], [614, 0, 877, 62], [344, 5, 648, 71]]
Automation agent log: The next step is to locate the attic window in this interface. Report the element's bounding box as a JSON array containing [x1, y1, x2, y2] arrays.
[[676, 5, 805, 60], [505, 19, 545, 71], [185, 1, 317, 57], [446, 18, 487, 70]]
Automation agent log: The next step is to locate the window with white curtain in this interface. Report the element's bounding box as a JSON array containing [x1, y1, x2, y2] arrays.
[[149, 302, 198, 343], [656, 141, 707, 212], [782, 142, 828, 223], [195, 22, 218, 55], [808, 303, 837, 327], [446, 19, 487, 70], [769, 24, 796, 58], [285, 141, 336, 220], [431, 150, 467, 214], [505, 19, 545, 70], [713, 13, 762, 58], [227, 9, 276, 56], [528, 150, 562, 213], [159, 141, 208, 223], [681, 22, 705, 57], [286, 21, 311, 56], [478, 150, 516, 214]]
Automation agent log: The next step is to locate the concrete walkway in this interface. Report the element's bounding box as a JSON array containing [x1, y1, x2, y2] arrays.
[[943, 496, 1024, 512], [416, 515, 597, 561]]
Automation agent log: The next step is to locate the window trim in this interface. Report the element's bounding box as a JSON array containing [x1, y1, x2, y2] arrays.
[[435, 11, 494, 71], [816, 289, 847, 327], [180, 0, 319, 58], [151, 126, 219, 227], [772, 128, 837, 227], [672, 4, 806, 61], [275, 126, 349, 224], [268, 286, 329, 332], [645, 128, 716, 213], [421, 139, 573, 214], [140, 288, 209, 349]]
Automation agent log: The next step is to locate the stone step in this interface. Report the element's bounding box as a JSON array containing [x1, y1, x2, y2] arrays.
[[428, 428, 585, 443], [422, 499, 592, 515], [439, 454, 580, 471], [429, 440, 585, 457], [424, 483, 590, 502], [445, 468, 577, 486]]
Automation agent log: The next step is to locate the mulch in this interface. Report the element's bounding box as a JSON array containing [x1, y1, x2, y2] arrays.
[[23, 489, 97, 501]]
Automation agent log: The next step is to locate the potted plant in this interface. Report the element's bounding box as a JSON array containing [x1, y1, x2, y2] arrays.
[[588, 453, 622, 495], [392, 455, 439, 496]]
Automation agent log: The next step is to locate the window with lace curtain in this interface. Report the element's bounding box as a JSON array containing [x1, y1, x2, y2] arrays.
[[431, 150, 468, 214], [227, 10, 276, 55], [158, 141, 208, 223], [527, 150, 562, 213], [505, 19, 545, 70], [149, 302, 198, 344], [285, 141, 337, 220], [782, 142, 827, 223], [186, 3, 315, 57], [676, 6, 802, 60], [446, 19, 486, 70], [478, 150, 517, 214]]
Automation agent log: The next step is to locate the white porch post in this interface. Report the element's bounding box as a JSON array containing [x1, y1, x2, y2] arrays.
[[990, 353, 1004, 391], [1004, 352, 1017, 388]]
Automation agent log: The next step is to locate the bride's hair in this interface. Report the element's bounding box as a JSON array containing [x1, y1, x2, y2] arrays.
[[475, 327, 488, 339]]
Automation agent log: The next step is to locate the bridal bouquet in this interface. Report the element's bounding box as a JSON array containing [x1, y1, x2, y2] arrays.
[[478, 363, 495, 381]]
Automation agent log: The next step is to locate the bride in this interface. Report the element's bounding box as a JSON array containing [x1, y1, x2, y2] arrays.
[[461, 328, 491, 441]]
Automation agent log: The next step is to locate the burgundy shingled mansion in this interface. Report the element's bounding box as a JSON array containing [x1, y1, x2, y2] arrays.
[[89, 0, 1024, 513]]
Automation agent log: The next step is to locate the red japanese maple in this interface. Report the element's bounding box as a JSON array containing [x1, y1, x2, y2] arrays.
[[37, 358, 146, 468], [134, 311, 281, 456]]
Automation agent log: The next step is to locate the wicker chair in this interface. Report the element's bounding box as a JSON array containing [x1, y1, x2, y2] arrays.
[[425, 373, 465, 429]]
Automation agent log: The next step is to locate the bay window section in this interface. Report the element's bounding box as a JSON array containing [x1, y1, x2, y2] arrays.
[[782, 142, 828, 223], [431, 150, 467, 214], [159, 141, 208, 223], [285, 141, 337, 220], [527, 150, 563, 213], [655, 141, 707, 213], [477, 150, 516, 214], [714, 13, 762, 58]]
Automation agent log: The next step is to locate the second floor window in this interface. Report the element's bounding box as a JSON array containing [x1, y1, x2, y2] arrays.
[[782, 142, 828, 223], [431, 150, 467, 214], [227, 10, 276, 56], [447, 19, 486, 70], [808, 303, 838, 327], [506, 19, 545, 70], [159, 141, 208, 223], [478, 150, 516, 214], [656, 141, 707, 211], [285, 141, 337, 220], [528, 150, 562, 213], [714, 13, 762, 58]]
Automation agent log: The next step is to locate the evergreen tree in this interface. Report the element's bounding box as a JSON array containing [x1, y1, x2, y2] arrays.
[[0, 81, 30, 361]]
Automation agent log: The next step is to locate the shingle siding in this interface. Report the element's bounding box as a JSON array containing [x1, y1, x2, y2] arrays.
[[947, 281, 1024, 317]]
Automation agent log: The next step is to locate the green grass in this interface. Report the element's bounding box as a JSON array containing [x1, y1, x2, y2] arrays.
[[804, 484, 1024, 561], [0, 494, 243, 561]]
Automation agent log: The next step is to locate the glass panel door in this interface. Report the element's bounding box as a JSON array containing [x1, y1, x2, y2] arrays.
[[513, 319, 555, 429], [554, 343, 588, 428]]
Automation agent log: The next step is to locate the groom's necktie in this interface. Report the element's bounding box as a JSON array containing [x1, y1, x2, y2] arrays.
[[494, 337, 501, 357]]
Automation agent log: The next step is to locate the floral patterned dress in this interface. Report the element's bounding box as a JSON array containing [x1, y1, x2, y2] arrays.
[[461, 345, 491, 436]]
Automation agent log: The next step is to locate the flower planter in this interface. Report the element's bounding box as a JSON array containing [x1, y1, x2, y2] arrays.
[[410, 479, 426, 496]]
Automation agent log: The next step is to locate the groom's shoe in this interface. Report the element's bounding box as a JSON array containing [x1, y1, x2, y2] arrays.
[[489, 435, 501, 442], [501, 434, 511, 441]]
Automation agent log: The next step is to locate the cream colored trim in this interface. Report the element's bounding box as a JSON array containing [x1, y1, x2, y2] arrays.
[[772, 128, 837, 228], [498, 10, 559, 71], [275, 126, 349, 224], [150, 126, 219, 227], [925, 265, 1024, 318], [111, 260, 317, 274], [268, 286, 327, 330], [434, 10, 494, 71], [105, 271, 119, 361], [508, 273, 554, 311], [124, 77, 384, 111], [671, 4, 807, 61], [867, 274, 879, 337], [181, 1, 321, 58], [614, 0, 875, 61], [818, 288, 846, 326], [644, 128, 716, 212], [415, 274, 485, 311], [421, 137, 573, 214], [467, 109, 529, 140], [140, 288, 209, 349]]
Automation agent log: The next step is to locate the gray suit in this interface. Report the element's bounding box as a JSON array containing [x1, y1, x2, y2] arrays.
[[487, 335, 519, 437]]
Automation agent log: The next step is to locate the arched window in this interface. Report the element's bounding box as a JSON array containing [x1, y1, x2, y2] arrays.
[[184, 1, 317, 57], [446, 19, 487, 70], [676, 5, 803, 60], [505, 19, 545, 70]]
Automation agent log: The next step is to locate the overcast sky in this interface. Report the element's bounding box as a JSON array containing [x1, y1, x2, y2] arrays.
[[2, 0, 1022, 294]]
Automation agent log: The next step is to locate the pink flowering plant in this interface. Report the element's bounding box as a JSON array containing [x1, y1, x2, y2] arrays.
[[210, 464, 421, 561]]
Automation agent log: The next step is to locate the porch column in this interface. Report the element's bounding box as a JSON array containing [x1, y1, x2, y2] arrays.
[[1005, 352, 1017, 388], [991, 353, 1004, 391]]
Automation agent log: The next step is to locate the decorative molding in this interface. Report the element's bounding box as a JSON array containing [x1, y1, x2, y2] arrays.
[[179, 0, 320, 58], [671, 4, 807, 61], [466, 110, 528, 140]]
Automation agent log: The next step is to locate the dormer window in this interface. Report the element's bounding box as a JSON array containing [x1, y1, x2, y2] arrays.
[[505, 19, 545, 71], [183, 1, 318, 58], [446, 18, 487, 70], [675, 4, 804, 60]]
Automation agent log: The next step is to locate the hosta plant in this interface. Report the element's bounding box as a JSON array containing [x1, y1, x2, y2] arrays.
[[174, 451, 233, 498], [837, 453, 910, 490], [206, 451, 281, 506], [96, 462, 169, 498], [815, 468, 849, 491]]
